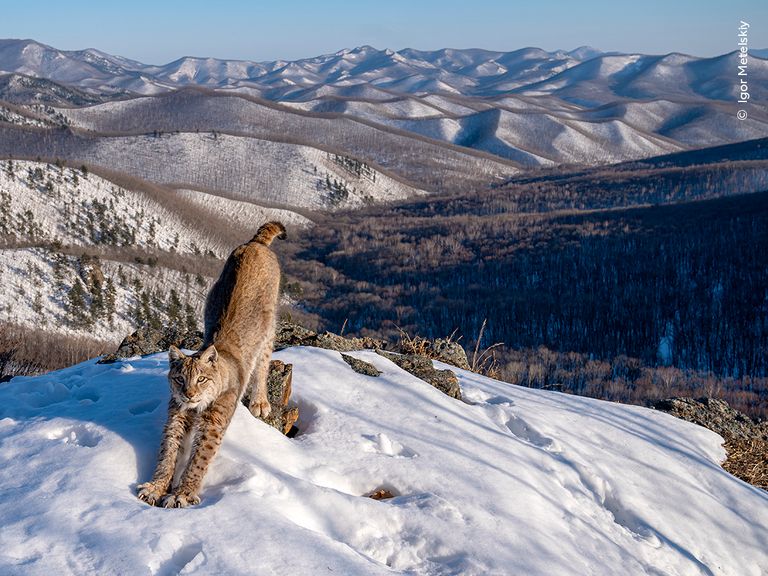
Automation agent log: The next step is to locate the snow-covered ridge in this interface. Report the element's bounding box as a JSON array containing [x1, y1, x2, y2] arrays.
[[0, 159, 223, 253], [0, 346, 765, 574], [2, 39, 765, 103], [0, 159, 308, 340], [2, 39, 766, 169]]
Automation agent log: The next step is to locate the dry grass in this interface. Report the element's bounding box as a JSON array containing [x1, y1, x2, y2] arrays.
[[395, 325, 440, 357], [0, 322, 115, 377], [723, 436, 768, 490], [395, 322, 503, 379], [469, 319, 503, 380]]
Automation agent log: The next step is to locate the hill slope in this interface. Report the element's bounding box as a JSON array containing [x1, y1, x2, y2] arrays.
[[0, 346, 765, 575]]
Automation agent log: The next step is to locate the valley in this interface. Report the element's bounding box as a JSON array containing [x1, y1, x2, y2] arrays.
[[0, 40, 766, 419]]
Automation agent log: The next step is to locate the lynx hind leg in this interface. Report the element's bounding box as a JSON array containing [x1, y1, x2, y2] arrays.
[[248, 346, 272, 418]]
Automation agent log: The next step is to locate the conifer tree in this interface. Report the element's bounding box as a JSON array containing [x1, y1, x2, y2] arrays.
[[66, 279, 89, 328]]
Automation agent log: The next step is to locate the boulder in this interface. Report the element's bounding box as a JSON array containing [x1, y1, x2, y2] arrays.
[[275, 321, 385, 353], [375, 349, 462, 400], [98, 325, 203, 364], [242, 360, 298, 435], [341, 353, 381, 377], [652, 397, 765, 443], [422, 338, 470, 370]]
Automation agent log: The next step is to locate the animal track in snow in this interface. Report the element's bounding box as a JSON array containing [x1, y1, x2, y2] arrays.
[[362, 433, 417, 458], [48, 424, 102, 448], [128, 399, 161, 415], [484, 395, 515, 406], [148, 533, 205, 576], [560, 460, 662, 549], [74, 387, 100, 403], [505, 415, 561, 453]]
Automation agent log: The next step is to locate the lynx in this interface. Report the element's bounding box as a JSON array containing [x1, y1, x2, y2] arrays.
[[137, 221, 286, 508]]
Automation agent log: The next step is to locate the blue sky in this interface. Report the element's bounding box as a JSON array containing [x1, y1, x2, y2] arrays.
[[2, 0, 766, 63]]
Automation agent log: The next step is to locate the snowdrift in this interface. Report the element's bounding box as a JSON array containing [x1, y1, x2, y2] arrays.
[[0, 346, 766, 575]]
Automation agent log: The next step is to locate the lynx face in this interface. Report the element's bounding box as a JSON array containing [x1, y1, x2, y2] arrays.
[[168, 345, 223, 411]]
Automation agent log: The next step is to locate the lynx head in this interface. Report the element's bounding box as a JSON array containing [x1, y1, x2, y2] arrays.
[[168, 345, 223, 410]]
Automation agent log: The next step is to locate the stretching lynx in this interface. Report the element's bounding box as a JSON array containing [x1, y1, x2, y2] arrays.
[[137, 221, 286, 508]]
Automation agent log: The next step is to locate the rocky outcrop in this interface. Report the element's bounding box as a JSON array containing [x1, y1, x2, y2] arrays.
[[98, 325, 203, 364], [243, 360, 298, 435], [425, 338, 471, 371], [375, 349, 462, 400], [652, 397, 766, 443], [341, 354, 381, 377], [653, 397, 768, 490], [396, 337, 471, 371], [275, 322, 463, 399], [275, 321, 386, 352]]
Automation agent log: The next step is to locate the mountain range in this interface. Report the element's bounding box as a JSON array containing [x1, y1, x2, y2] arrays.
[[1, 39, 766, 105], [0, 39, 767, 382], [0, 38, 766, 171]]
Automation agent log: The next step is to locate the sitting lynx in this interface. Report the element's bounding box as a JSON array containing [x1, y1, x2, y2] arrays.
[[137, 221, 286, 508]]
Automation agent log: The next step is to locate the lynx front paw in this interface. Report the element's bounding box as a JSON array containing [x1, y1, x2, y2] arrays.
[[137, 482, 167, 506], [249, 398, 272, 418], [161, 490, 201, 508]]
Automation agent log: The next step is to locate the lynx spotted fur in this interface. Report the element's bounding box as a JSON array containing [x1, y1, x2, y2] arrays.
[[137, 221, 286, 507]]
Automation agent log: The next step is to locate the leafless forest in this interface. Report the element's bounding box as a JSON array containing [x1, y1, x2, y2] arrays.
[[282, 140, 768, 419]]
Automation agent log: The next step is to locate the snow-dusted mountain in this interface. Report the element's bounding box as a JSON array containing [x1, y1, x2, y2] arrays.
[[0, 40, 598, 97], [2, 39, 766, 104], [1, 39, 765, 168], [0, 345, 765, 574]]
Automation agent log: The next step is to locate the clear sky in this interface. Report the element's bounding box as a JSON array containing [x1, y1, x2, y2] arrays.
[[1, 0, 766, 64]]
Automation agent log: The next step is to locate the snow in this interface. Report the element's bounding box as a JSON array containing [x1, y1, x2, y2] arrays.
[[1, 346, 766, 575], [0, 245, 210, 341], [173, 188, 311, 229], [0, 159, 224, 254]]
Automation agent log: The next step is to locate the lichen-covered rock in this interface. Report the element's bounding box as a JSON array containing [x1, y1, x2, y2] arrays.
[[424, 339, 470, 370], [341, 353, 381, 377], [98, 325, 203, 364], [242, 360, 298, 435], [274, 321, 385, 353], [652, 397, 765, 443], [273, 322, 317, 348], [653, 397, 768, 490], [375, 349, 462, 400]]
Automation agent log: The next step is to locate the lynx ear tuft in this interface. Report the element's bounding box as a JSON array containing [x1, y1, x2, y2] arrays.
[[200, 345, 218, 364], [169, 345, 185, 362]]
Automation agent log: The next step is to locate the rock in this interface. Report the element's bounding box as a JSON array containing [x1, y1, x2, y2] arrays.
[[652, 397, 764, 443], [375, 349, 462, 400], [367, 489, 395, 500], [275, 321, 386, 353], [395, 333, 471, 370], [266, 360, 293, 408], [98, 325, 203, 364], [341, 353, 381, 377], [423, 338, 470, 370], [653, 397, 768, 490], [274, 322, 316, 348], [242, 360, 298, 435]]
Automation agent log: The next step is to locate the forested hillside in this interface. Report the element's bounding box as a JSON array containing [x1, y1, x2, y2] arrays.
[[283, 141, 768, 417]]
